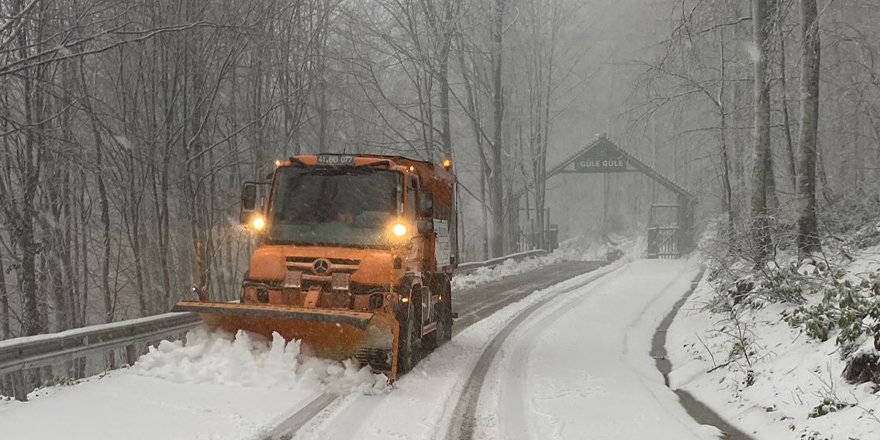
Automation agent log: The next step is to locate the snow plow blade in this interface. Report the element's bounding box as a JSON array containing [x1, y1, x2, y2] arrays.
[[174, 301, 400, 379]]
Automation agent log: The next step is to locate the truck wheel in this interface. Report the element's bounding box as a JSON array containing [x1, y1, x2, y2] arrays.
[[397, 290, 421, 374], [438, 284, 453, 344], [424, 280, 452, 349]]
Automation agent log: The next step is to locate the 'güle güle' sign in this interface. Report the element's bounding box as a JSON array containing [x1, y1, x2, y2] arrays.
[[573, 140, 627, 172]]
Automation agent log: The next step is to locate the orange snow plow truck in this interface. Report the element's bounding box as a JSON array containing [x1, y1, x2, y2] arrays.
[[176, 154, 456, 380]]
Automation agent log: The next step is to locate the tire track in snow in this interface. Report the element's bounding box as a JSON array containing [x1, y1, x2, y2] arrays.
[[445, 265, 626, 440], [265, 261, 603, 440], [480, 260, 744, 440], [650, 268, 755, 440], [265, 393, 338, 440], [491, 268, 634, 440]]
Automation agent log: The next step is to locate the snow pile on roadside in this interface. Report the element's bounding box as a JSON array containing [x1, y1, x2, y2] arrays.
[[666, 245, 880, 440], [554, 233, 644, 261], [452, 254, 566, 290], [132, 326, 389, 395], [452, 234, 638, 291]]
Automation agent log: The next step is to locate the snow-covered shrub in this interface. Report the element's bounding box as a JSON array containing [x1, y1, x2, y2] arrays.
[[846, 220, 880, 250], [808, 397, 853, 418], [719, 265, 816, 309], [843, 349, 880, 384], [754, 268, 809, 304], [785, 271, 880, 354], [605, 246, 624, 262], [787, 302, 837, 342], [822, 193, 880, 239]]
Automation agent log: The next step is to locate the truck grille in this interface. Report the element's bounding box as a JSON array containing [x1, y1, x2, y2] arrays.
[[285, 256, 360, 266]]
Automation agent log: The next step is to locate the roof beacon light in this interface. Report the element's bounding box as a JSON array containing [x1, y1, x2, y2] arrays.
[[442, 158, 452, 170]]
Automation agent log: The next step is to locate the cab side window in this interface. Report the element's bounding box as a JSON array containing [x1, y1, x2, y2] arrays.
[[406, 177, 418, 220]]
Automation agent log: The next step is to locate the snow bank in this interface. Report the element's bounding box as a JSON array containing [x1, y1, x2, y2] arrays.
[[452, 234, 641, 291], [667, 245, 880, 440], [0, 327, 390, 440], [132, 327, 389, 395]]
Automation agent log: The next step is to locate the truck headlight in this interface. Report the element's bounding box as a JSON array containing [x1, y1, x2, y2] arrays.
[[391, 223, 407, 237], [250, 215, 266, 231]]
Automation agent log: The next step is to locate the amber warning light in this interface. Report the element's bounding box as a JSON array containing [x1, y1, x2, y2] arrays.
[[442, 158, 452, 170]]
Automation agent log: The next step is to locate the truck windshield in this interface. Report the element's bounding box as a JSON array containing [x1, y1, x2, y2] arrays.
[[265, 167, 401, 248]]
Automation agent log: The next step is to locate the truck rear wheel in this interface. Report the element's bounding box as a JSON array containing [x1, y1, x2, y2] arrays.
[[424, 278, 452, 350]]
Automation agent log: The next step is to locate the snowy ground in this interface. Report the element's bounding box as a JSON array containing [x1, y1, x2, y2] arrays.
[[667, 245, 880, 440], [0, 255, 717, 440], [0, 328, 386, 440], [294, 259, 715, 440], [472, 259, 713, 440], [452, 234, 640, 291]]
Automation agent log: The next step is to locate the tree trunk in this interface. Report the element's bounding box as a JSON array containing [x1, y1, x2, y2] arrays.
[[717, 3, 735, 238], [15, 0, 44, 336], [796, 0, 822, 258], [489, 0, 506, 258], [751, 0, 773, 264], [0, 247, 9, 339], [779, 35, 798, 191], [93, 105, 113, 323]]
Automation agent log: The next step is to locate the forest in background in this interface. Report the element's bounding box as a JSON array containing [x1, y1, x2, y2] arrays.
[[1, 0, 880, 339]]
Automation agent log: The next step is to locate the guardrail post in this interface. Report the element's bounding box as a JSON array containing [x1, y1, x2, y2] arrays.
[[11, 370, 27, 402], [125, 343, 138, 366]]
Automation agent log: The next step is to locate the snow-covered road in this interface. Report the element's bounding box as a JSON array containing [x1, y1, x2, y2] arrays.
[[0, 259, 719, 440], [472, 259, 710, 440], [294, 259, 715, 440]]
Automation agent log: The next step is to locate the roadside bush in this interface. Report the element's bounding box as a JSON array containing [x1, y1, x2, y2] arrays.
[[788, 302, 837, 342], [605, 247, 624, 262], [843, 350, 880, 384], [753, 268, 808, 304], [785, 271, 880, 354], [822, 193, 880, 239], [808, 397, 854, 418]]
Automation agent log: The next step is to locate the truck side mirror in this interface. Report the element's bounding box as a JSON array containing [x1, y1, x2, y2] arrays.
[[417, 219, 434, 235], [240, 182, 258, 224], [418, 189, 433, 218]]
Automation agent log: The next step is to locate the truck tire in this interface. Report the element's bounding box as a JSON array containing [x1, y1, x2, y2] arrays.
[[423, 278, 452, 350], [397, 288, 422, 374], [438, 281, 453, 344]]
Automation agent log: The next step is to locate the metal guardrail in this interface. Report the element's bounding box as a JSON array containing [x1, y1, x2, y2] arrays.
[[0, 312, 201, 401], [0, 249, 550, 402], [455, 249, 549, 274]]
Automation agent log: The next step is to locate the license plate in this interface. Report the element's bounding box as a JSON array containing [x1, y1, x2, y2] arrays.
[[317, 155, 355, 166]]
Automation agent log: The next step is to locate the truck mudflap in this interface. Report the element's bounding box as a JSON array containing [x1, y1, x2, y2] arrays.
[[174, 301, 401, 380]]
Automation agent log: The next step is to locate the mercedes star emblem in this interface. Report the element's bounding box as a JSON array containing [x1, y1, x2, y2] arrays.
[[313, 259, 330, 275]]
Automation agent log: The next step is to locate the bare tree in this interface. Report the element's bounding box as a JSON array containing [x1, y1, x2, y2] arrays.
[[796, 0, 822, 258], [751, 0, 773, 264], [489, 0, 506, 257]]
